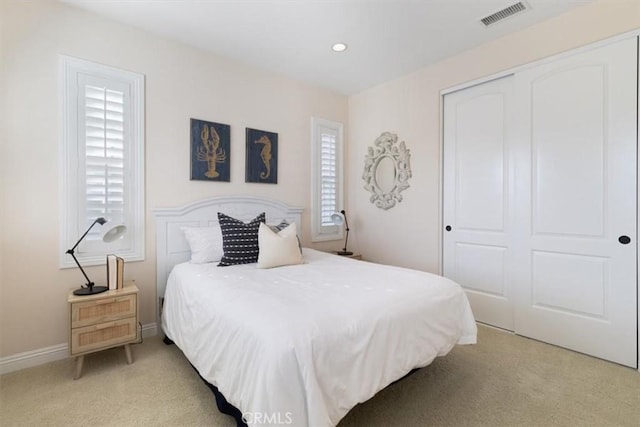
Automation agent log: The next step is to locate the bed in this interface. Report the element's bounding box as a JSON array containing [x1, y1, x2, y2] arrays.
[[155, 195, 477, 427]]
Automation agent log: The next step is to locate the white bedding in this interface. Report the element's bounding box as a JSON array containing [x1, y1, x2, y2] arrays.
[[162, 248, 477, 427]]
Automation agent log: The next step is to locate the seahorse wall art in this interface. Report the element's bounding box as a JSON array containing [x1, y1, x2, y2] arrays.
[[190, 119, 231, 182], [254, 135, 272, 179], [245, 128, 278, 184]]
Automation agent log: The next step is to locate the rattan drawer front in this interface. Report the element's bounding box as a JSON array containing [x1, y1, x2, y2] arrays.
[[71, 294, 137, 328], [70, 317, 137, 356]]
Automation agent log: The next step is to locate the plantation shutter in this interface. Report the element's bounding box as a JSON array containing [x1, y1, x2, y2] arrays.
[[61, 55, 144, 268], [78, 74, 128, 245], [320, 131, 337, 226], [311, 117, 343, 242]]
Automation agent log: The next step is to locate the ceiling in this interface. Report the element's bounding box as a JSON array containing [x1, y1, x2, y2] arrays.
[[61, 0, 595, 95]]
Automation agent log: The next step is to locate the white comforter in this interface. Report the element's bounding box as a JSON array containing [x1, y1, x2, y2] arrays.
[[162, 248, 476, 427]]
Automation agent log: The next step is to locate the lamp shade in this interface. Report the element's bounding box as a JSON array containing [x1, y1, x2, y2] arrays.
[[102, 224, 127, 243], [331, 212, 344, 226]]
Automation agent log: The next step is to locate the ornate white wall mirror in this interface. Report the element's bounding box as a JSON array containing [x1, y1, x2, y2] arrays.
[[362, 132, 412, 210]]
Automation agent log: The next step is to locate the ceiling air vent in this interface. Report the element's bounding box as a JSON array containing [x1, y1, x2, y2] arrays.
[[480, 2, 528, 27]]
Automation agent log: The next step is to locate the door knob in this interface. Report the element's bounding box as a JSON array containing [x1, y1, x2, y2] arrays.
[[445, 225, 452, 232], [618, 235, 631, 244]]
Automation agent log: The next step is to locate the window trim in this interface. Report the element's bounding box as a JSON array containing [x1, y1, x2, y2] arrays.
[[59, 55, 145, 268], [310, 117, 344, 242]]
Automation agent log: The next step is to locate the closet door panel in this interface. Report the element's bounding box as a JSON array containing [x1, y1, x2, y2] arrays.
[[443, 76, 515, 331], [455, 93, 506, 232], [454, 243, 507, 297], [513, 37, 637, 367], [531, 251, 607, 318], [532, 65, 605, 237]]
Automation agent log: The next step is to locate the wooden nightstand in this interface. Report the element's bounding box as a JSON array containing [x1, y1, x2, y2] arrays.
[[337, 253, 362, 260], [68, 280, 139, 379]]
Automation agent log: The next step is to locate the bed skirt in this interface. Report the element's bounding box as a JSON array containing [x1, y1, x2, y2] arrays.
[[164, 335, 248, 427]]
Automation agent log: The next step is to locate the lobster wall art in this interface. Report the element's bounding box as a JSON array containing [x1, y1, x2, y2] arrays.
[[190, 118, 231, 182]]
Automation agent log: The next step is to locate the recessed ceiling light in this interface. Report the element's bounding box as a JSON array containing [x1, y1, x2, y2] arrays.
[[332, 43, 347, 52]]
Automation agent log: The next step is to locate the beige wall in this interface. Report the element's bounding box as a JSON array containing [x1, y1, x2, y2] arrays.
[[1, 0, 638, 360], [347, 0, 640, 273], [0, 0, 347, 357]]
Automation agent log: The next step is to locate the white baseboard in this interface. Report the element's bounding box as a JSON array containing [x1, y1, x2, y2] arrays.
[[0, 343, 70, 376], [0, 322, 158, 376], [141, 322, 158, 338]]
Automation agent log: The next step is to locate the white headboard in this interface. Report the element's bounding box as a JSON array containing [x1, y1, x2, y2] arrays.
[[153, 195, 303, 319]]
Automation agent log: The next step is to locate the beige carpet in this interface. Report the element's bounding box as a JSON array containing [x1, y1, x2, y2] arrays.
[[1, 325, 638, 426]]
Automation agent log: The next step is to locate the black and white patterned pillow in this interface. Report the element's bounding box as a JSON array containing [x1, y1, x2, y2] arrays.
[[268, 220, 302, 252], [267, 219, 291, 233], [217, 212, 265, 266]]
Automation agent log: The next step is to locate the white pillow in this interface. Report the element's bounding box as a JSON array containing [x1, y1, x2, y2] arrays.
[[257, 222, 303, 269], [181, 226, 223, 264]]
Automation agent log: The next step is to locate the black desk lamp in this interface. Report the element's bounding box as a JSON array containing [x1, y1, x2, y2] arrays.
[[331, 210, 353, 256], [67, 217, 126, 295]]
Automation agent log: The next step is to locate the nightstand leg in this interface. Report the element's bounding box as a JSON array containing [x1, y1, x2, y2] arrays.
[[124, 344, 133, 364], [74, 356, 84, 380]]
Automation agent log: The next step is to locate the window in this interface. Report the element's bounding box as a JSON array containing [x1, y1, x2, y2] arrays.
[[311, 117, 344, 242], [60, 56, 144, 268]]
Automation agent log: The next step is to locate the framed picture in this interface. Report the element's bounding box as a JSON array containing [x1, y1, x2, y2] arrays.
[[190, 118, 231, 182], [245, 128, 278, 184]]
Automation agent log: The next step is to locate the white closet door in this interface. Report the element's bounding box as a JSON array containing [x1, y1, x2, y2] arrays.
[[443, 76, 515, 330], [513, 37, 637, 367]]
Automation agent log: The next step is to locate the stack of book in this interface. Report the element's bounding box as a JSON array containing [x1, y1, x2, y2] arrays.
[[106, 254, 125, 290]]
